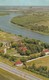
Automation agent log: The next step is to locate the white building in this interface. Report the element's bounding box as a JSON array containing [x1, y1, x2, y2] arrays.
[[4, 48, 7, 54]]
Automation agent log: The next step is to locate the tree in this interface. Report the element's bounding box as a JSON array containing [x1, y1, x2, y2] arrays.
[[40, 52, 45, 57], [20, 57, 27, 66], [11, 42, 17, 49], [3, 54, 10, 59], [26, 50, 31, 56], [32, 63, 36, 70], [0, 43, 3, 47], [47, 70, 49, 77], [9, 56, 17, 62], [38, 66, 47, 72]]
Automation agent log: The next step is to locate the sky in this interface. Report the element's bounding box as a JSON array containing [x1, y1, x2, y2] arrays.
[[0, 0, 49, 6]]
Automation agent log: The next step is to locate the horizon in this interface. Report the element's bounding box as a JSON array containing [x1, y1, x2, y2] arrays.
[[0, 5, 49, 7], [0, 0, 49, 6]]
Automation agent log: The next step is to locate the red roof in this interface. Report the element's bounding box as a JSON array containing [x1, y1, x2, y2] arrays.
[[43, 49, 49, 52], [14, 61, 22, 65], [19, 47, 27, 52]]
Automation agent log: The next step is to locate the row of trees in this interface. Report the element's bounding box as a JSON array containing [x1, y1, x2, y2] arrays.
[[26, 63, 49, 78], [0, 53, 17, 62], [31, 24, 49, 33]]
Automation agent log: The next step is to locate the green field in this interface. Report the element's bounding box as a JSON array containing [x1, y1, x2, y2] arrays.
[[0, 69, 25, 80], [11, 11, 49, 34]]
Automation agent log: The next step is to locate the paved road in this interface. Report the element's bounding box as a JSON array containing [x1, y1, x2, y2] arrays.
[[0, 62, 41, 80]]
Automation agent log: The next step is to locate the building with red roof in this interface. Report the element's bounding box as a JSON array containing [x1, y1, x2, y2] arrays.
[[14, 61, 23, 66], [19, 47, 27, 52], [43, 49, 49, 55]]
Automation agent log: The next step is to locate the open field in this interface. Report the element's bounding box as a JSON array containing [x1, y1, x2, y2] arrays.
[[0, 68, 25, 80], [27, 56, 49, 69], [11, 11, 49, 35]]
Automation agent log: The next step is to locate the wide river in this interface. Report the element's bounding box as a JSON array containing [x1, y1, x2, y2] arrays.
[[0, 12, 49, 43]]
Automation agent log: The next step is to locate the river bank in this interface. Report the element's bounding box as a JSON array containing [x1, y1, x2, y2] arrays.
[[11, 11, 49, 36], [11, 21, 49, 36]]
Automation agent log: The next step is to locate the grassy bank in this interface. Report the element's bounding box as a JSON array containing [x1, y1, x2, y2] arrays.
[[0, 30, 22, 42]]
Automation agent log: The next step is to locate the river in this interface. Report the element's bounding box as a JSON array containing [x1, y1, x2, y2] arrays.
[[0, 12, 49, 43]]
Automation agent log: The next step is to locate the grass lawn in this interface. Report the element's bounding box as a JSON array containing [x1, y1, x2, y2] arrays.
[[0, 68, 25, 80]]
